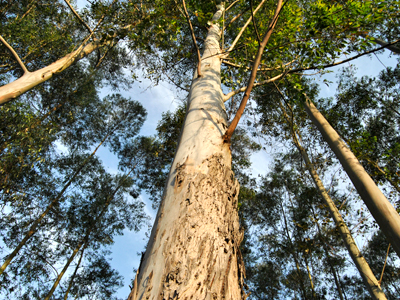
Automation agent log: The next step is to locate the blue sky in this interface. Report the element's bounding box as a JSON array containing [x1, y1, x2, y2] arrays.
[[62, 2, 400, 298], [107, 50, 398, 298]]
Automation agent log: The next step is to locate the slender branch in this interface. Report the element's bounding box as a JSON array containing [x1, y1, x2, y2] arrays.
[[64, 0, 94, 36], [360, 33, 400, 54], [223, 72, 286, 101], [223, 39, 400, 104], [17, 0, 38, 21], [224, 8, 248, 31], [226, 0, 240, 11], [379, 243, 391, 285], [182, 0, 202, 77], [224, 0, 284, 141], [250, 0, 261, 45], [222, 57, 296, 71], [290, 38, 400, 73], [0, 35, 29, 74], [227, 0, 267, 53]]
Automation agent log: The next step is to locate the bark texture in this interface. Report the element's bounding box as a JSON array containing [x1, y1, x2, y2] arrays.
[[129, 6, 246, 300], [303, 97, 400, 258]]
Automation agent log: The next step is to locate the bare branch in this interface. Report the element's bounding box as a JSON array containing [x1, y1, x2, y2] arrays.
[[360, 33, 400, 54], [227, 0, 267, 53], [378, 243, 391, 285], [224, 8, 248, 31], [223, 72, 286, 101], [226, 0, 240, 12], [64, 0, 94, 36], [182, 0, 202, 77], [17, 0, 38, 21], [290, 38, 400, 73], [224, 0, 284, 141], [0, 35, 29, 74], [223, 37, 400, 104], [222, 57, 296, 71], [250, 0, 261, 45]]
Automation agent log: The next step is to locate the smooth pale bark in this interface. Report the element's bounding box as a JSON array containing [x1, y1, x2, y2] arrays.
[[0, 41, 99, 104], [303, 97, 400, 258], [298, 145, 387, 300], [129, 6, 246, 300], [276, 99, 387, 299]]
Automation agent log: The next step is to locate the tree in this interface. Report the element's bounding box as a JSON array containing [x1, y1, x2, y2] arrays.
[[127, 0, 400, 298], [2, 0, 400, 298], [254, 78, 387, 299], [0, 0, 152, 105]]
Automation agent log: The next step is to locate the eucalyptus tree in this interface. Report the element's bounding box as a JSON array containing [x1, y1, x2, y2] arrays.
[[0, 153, 147, 300], [126, 0, 400, 297], [0, 94, 146, 276], [240, 156, 346, 300], [0, 0, 160, 105], [254, 77, 387, 299], [323, 65, 400, 195]]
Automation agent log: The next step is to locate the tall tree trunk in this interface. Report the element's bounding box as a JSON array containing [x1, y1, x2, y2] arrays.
[[276, 99, 387, 299], [302, 96, 400, 258], [0, 131, 110, 276], [279, 201, 308, 300], [298, 143, 387, 300], [310, 205, 345, 300], [129, 5, 246, 300], [63, 245, 86, 300]]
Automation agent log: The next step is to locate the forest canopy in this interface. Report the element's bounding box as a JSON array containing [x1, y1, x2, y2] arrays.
[[0, 0, 399, 299]]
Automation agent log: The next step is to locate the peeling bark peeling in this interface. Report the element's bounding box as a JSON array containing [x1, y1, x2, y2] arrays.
[[129, 5, 247, 300]]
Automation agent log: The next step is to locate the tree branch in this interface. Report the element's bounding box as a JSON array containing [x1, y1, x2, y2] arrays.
[[250, 0, 261, 45], [226, 0, 267, 53], [64, 0, 94, 36], [224, 8, 249, 31], [361, 33, 400, 54], [378, 243, 391, 285], [223, 37, 400, 103], [226, 0, 240, 12], [224, 0, 284, 141], [182, 0, 202, 77], [17, 0, 38, 21], [0, 35, 29, 74], [289, 38, 400, 73], [223, 72, 286, 101], [222, 57, 296, 71]]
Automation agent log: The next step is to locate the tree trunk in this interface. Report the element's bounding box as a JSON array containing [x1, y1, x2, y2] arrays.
[[63, 245, 86, 300], [129, 6, 246, 300], [0, 131, 110, 275], [302, 96, 400, 258], [44, 241, 85, 300], [276, 99, 387, 299], [297, 144, 387, 300]]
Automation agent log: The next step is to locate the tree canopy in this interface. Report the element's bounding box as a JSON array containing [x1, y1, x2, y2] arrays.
[[1, 0, 400, 299]]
